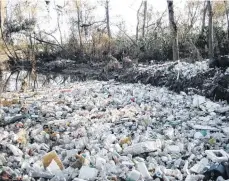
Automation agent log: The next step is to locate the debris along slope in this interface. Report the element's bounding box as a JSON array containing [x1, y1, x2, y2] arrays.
[[116, 60, 229, 102], [0, 80, 229, 181]]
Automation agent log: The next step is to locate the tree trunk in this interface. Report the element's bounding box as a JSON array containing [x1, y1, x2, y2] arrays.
[[142, 0, 147, 38], [0, 0, 5, 28], [106, 0, 111, 39], [201, 1, 207, 35], [57, 13, 63, 45], [224, 1, 229, 50], [207, 0, 214, 61], [136, 1, 143, 41], [105, 0, 111, 53], [167, 0, 179, 61], [76, 0, 83, 49]]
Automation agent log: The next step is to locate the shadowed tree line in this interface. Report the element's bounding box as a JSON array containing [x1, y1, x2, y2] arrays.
[[0, 0, 228, 69]]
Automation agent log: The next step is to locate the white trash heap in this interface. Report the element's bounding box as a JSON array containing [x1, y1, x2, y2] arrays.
[[0, 80, 229, 181], [137, 60, 209, 79]]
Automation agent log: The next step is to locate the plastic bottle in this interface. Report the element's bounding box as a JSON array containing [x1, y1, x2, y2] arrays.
[[136, 161, 151, 179]]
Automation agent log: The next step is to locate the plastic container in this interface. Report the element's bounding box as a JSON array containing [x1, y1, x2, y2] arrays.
[[205, 150, 229, 162]]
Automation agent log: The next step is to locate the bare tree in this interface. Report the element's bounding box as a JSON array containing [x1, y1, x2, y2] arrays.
[[201, 0, 207, 35], [0, 0, 6, 28], [167, 0, 179, 61], [105, 0, 111, 53], [105, 0, 111, 39], [207, 0, 213, 61], [142, 0, 147, 38], [136, 1, 143, 41], [224, 1, 229, 49], [56, 8, 63, 45], [76, 0, 83, 49]]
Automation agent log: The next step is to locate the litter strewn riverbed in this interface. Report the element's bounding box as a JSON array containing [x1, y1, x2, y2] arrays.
[[1, 80, 229, 180]]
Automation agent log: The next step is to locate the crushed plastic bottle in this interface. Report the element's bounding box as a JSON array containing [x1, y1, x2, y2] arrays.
[[123, 140, 162, 155]]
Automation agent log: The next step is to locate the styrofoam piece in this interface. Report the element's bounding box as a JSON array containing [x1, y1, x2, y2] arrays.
[[205, 150, 229, 162]]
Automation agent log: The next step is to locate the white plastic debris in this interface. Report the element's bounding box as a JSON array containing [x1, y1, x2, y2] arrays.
[[104, 134, 116, 145], [114, 143, 122, 152], [205, 150, 229, 162], [123, 140, 162, 155], [126, 170, 141, 181], [193, 95, 205, 108], [216, 106, 229, 114], [185, 174, 205, 181], [183, 160, 190, 175], [73, 179, 87, 181], [164, 127, 174, 139], [7, 144, 23, 156], [217, 176, 229, 181], [47, 160, 63, 176], [136, 161, 151, 179], [161, 167, 183, 180], [95, 157, 106, 170], [1, 79, 229, 180], [190, 124, 219, 131], [164, 145, 181, 153], [78, 166, 98, 180], [222, 127, 229, 135], [194, 132, 204, 139], [190, 158, 209, 173]]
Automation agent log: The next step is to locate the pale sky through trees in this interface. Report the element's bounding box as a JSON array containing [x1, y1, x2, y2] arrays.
[[5, 0, 227, 41], [6, 0, 185, 41], [92, 0, 185, 34]]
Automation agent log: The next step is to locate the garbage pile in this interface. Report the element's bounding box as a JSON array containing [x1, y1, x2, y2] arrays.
[[137, 60, 209, 79], [116, 60, 229, 102], [1, 80, 229, 181]]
